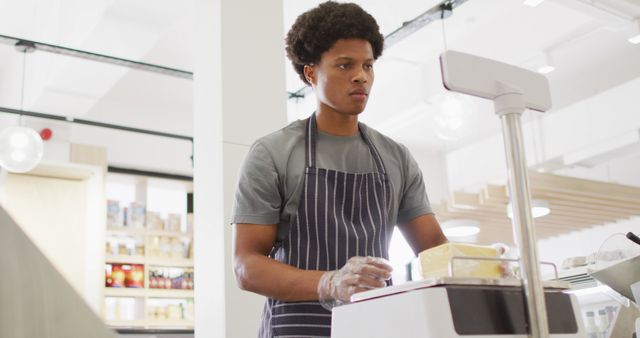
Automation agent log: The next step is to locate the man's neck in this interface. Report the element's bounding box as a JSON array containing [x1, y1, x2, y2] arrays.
[[315, 106, 359, 136]]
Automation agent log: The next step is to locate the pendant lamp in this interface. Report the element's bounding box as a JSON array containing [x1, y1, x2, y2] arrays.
[[0, 41, 43, 173]]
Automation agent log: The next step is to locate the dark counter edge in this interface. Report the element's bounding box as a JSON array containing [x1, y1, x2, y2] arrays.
[[114, 328, 194, 334]]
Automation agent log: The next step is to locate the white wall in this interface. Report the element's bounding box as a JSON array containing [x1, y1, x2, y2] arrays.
[[194, 0, 287, 337], [0, 162, 105, 313]]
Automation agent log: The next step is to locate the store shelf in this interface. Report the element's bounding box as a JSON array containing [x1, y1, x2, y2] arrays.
[[104, 287, 146, 298], [146, 289, 194, 299], [144, 319, 194, 328], [104, 173, 195, 330], [146, 229, 193, 238], [106, 320, 147, 328], [106, 227, 192, 238], [106, 227, 146, 237], [106, 255, 146, 265], [106, 319, 194, 329], [147, 257, 194, 267], [105, 287, 193, 298]]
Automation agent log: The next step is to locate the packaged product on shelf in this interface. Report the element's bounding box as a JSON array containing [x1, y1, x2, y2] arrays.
[[167, 213, 182, 232], [118, 242, 129, 255], [147, 306, 157, 320], [150, 271, 158, 289], [125, 264, 144, 288], [167, 304, 183, 320], [160, 237, 172, 258], [128, 203, 146, 228], [106, 264, 126, 287], [170, 238, 186, 259], [149, 267, 194, 290], [146, 211, 164, 230], [148, 236, 161, 257], [107, 200, 123, 228], [105, 242, 114, 256], [106, 263, 144, 288], [134, 239, 145, 256], [184, 299, 195, 321], [105, 265, 113, 287], [149, 305, 168, 320]]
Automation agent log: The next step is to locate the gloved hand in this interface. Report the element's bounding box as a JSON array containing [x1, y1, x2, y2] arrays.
[[489, 243, 517, 279], [317, 256, 392, 310]]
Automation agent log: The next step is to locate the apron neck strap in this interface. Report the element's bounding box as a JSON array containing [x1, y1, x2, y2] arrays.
[[305, 113, 386, 174]]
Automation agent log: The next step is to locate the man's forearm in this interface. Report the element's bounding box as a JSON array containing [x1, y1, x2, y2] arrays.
[[234, 253, 325, 302]]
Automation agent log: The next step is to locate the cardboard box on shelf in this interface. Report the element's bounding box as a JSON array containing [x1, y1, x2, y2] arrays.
[[107, 200, 123, 228], [146, 212, 164, 231]]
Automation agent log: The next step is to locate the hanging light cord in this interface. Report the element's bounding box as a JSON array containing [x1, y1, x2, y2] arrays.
[[441, 10, 448, 51], [19, 50, 27, 126]]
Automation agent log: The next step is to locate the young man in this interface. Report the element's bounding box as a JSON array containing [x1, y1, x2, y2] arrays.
[[232, 2, 447, 337]]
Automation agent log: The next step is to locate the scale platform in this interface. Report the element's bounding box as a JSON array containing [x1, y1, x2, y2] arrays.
[[332, 278, 585, 338]]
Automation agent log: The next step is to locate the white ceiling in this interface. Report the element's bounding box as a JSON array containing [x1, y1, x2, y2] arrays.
[[0, 0, 639, 180], [287, 0, 640, 153]]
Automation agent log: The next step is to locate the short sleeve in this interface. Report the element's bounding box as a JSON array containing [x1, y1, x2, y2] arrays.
[[231, 141, 282, 225], [396, 145, 434, 225]]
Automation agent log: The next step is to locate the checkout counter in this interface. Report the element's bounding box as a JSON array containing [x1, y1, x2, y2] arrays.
[[331, 244, 640, 338]]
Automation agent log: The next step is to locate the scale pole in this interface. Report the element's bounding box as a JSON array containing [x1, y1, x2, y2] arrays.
[[495, 85, 550, 338]]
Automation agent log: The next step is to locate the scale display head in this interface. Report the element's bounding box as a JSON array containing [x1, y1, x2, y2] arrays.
[[440, 50, 552, 112]]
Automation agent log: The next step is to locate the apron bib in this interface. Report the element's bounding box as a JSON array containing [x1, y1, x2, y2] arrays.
[[259, 114, 393, 338]]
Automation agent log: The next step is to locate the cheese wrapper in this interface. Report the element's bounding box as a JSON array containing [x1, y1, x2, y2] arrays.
[[413, 242, 501, 279]]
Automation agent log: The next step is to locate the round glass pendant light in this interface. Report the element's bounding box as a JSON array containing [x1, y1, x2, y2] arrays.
[[0, 40, 44, 173], [0, 126, 44, 173]]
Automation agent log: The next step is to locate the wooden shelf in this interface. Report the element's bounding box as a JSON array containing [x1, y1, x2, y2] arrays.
[[104, 287, 146, 298], [106, 319, 194, 329], [146, 289, 194, 299], [144, 319, 194, 328], [106, 227, 146, 237], [147, 257, 194, 267], [106, 319, 147, 328], [106, 227, 192, 238], [146, 229, 193, 238], [104, 287, 193, 299], [106, 255, 145, 265], [105, 256, 192, 267]]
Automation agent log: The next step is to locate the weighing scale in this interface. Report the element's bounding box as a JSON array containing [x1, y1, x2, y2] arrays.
[[332, 277, 584, 338], [332, 45, 588, 338]]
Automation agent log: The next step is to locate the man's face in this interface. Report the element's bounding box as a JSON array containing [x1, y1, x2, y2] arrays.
[[305, 39, 375, 116]]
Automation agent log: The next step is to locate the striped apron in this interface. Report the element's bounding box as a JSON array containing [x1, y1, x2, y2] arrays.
[[258, 113, 392, 338]]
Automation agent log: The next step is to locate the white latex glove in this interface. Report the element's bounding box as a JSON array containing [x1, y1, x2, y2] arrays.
[[489, 242, 517, 279], [317, 256, 392, 310]]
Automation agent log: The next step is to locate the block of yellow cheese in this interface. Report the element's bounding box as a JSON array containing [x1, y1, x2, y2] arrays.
[[414, 242, 501, 279]]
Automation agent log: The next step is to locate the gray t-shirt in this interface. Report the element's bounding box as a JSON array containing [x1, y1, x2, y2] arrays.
[[231, 119, 433, 241]]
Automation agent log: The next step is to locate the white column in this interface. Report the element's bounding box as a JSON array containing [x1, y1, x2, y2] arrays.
[[194, 0, 287, 337]]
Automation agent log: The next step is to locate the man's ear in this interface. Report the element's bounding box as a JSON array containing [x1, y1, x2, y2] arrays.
[[303, 64, 316, 85]]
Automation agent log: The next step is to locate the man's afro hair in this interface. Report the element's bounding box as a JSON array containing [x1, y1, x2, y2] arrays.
[[285, 1, 384, 85]]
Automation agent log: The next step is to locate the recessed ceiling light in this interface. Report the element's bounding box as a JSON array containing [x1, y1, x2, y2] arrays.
[[523, 0, 545, 7], [442, 219, 480, 238], [507, 199, 551, 219]]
